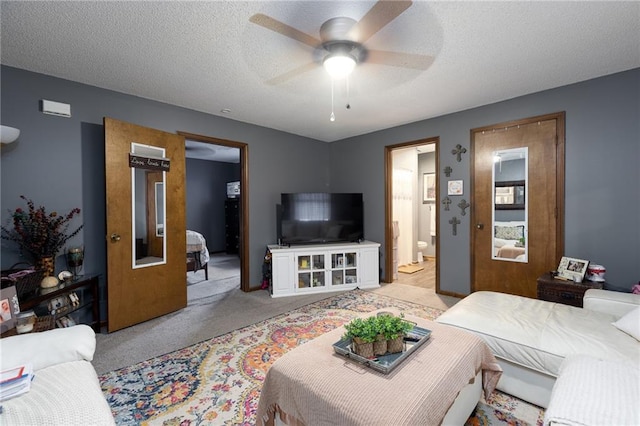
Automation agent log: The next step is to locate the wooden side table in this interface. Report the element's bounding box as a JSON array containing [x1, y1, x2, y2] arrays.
[[17, 275, 100, 332], [537, 272, 604, 307]]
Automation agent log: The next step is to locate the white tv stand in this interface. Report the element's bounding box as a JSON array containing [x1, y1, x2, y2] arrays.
[[267, 241, 380, 298]]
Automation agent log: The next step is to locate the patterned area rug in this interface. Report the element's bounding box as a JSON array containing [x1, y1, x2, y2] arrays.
[[99, 289, 544, 425]]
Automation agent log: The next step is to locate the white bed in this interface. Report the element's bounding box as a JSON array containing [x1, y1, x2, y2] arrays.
[[186, 230, 210, 279]]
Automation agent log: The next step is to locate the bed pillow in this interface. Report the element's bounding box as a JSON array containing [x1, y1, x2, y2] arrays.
[[612, 307, 640, 341], [494, 238, 518, 248], [494, 225, 524, 240]]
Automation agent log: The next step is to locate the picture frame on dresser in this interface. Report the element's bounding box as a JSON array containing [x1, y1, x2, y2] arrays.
[[56, 315, 76, 328], [557, 256, 589, 282], [0, 286, 20, 333]]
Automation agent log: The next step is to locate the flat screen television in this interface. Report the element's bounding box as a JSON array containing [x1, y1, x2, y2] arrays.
[[278, 193, 364, 245]]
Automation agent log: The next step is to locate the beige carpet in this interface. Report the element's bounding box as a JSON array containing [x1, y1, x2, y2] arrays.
[[93, 255, 458, 374]]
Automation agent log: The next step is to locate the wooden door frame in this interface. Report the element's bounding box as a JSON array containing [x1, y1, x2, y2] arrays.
[[177, 131, 251, 292], [470, 112, 565, 293], [383, 137, 440, 291]]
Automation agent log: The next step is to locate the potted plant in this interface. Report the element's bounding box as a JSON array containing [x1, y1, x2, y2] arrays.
[[342, 317, 378, 358], [377, 313, 414, 354], [1, 196, 83, 276]]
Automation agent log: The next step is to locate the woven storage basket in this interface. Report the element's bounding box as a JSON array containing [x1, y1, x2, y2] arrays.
[[387, 336, 405, 354], [352, 338, 375, 359], [1, 265, 45, 299], [373, 335, 388, 356]]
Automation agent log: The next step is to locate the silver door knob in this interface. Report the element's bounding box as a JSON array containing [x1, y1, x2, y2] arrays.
[[110, 233, 121, 242], [476, 223, 484, 229]]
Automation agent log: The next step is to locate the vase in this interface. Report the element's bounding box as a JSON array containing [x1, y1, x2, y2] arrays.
[[66, 247, 84, 278], [36, 256, 55, 277]]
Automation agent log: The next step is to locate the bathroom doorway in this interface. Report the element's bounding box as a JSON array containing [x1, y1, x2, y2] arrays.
[[384, 138, 439, 291]]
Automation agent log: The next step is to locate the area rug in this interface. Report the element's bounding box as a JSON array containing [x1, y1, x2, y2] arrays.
[[99, 289, 544, 425]]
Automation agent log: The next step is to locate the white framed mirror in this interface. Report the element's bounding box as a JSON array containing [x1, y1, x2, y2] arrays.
[[492, 147, 528, 262], [131, 143, 167, 268]]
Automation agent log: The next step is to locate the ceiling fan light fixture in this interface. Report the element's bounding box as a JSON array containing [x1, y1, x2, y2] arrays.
[[323, 53, 356, 79]]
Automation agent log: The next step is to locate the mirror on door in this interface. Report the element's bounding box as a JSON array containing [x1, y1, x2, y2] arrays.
[[155, 182, 164, 237], [492, 147, 528, 262], [131, 143, 167, 268]]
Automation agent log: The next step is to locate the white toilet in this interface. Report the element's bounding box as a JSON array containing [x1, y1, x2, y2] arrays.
[[417, 241, 428, 263]]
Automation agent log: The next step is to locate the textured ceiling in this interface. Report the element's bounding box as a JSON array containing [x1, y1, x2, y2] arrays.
[[1, 1, 639, 144]]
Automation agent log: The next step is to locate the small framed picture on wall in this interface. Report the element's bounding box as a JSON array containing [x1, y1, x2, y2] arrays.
[[423, 173, 436, 202], [448, 180, 463, 196]]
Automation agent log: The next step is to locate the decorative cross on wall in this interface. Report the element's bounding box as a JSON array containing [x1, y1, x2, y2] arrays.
[[458, 199, 470, 216], [449, 216, 461, 236], [451, 144, 467, 162], [444, 166, 452, 177], [442, 196, 452, 211]]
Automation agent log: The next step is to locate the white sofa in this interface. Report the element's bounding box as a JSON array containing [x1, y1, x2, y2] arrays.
[[0, 325, 115, 425], [436, 289, 640, 408]]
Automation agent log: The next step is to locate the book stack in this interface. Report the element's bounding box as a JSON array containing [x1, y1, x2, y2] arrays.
[[0, 364, 34, 401]]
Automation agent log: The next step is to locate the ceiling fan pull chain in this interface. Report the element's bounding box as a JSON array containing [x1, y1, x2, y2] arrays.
[[330, 79, 336, 122], [346, 76, 351, 110]]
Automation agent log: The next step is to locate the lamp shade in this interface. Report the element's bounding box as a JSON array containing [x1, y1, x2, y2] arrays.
[[323, 53, 356, 79], [0, 125, 20, 144]]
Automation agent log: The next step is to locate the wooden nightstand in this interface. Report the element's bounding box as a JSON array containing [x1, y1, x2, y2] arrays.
[[537, 272, 604, 307]]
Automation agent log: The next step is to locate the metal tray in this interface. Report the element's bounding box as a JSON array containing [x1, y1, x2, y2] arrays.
[[332, 326, 432, 374]]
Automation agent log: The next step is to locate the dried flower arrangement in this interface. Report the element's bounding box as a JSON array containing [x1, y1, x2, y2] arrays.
[[1, 195, 83, 263]]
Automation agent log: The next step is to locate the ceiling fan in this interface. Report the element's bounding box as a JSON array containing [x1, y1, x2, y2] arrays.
[[249, 0, 433, 85]]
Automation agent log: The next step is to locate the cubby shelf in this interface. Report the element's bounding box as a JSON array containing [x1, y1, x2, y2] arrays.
[[267, 241, 380, 298]]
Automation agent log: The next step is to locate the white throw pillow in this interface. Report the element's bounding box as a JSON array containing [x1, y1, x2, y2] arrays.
[[1, 325, 96, 371], [612, 307, 640, 341]]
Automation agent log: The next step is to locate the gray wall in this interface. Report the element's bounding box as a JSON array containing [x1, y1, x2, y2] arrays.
[[0, 65, 330, 294], [329, 68, 639, 293], [2, 66, 638, 298], [185, 158, 240, 252]]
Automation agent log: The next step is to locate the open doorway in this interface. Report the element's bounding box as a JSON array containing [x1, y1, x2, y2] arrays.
[[384, 138, 439, 291], [177, 131, 250, 301]]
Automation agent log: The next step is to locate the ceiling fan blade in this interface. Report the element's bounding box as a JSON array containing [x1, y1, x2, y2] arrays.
[[265, 62, 318, 86], [348, 0, 413, 43], [250, 13, 321, 48], [367, 50, 434, 70]]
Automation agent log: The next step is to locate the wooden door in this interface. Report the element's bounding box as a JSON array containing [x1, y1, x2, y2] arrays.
[[105, 117, 187, 332], [471, 113, 565, 298]]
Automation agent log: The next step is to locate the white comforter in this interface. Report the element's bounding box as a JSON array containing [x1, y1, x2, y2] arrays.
[[186, 230, 210, 265], [544, 355, 640, 425], [437, 291, 639, 377]]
